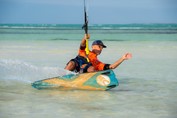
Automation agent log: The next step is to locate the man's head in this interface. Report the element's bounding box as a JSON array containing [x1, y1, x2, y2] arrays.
[[92, 40, 106, 55], [92, 40, 106, 48]]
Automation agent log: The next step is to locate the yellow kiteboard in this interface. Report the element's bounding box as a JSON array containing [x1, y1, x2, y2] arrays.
[[31, 70, 119, 91]]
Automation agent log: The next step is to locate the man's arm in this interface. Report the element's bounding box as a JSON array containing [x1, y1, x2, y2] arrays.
[[80, 34, 90, 48], [109, 53, 132, 69]]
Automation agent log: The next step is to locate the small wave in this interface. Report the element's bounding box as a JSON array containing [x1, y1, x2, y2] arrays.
[[0, 59, 75, 84], [104, 39, 128, 41], [51, 38, 69, 40], [1, 24, 177, 30]]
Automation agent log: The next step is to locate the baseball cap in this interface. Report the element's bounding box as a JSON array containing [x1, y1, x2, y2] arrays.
[[92, 40, 107, 48]]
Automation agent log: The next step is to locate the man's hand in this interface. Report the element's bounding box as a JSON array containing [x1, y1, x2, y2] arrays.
[[85, 34, 90, 39], [122, 53, 132, 60]]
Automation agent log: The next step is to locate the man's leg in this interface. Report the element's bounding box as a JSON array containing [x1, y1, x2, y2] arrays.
[[80, 64, 95, 73], [87, 66, 95, 72], [64, 61, 76, 71]]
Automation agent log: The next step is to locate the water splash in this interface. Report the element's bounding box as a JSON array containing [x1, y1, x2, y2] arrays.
[[0, 59, 75, 84]]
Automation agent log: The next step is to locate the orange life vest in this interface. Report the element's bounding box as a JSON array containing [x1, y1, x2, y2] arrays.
[[78, 48, 105, 71]]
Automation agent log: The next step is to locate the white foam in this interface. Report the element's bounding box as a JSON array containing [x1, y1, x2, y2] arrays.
[[0, 59, 75, 83]]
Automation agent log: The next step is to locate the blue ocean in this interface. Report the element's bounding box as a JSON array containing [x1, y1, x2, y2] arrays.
[[0, 24, 177, 118]]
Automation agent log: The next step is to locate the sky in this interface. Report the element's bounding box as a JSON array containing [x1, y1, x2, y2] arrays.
[[0, 0, 177, 24]]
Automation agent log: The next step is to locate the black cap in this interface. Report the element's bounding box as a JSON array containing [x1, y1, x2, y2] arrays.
[[92, 40, 107, 48]]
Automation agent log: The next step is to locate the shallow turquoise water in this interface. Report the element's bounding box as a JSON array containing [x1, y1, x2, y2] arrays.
[[0, 24, 177, 118]]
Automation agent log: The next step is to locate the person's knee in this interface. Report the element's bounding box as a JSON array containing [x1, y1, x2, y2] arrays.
[[87, 66, 95, 72], [65, 61, 76, 71]]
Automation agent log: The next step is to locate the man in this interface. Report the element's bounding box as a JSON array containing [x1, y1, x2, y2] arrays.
[[65, 34, 132, 73]]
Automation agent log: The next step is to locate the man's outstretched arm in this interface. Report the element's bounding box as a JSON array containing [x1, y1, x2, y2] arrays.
[[109, 53, 132, 69]]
